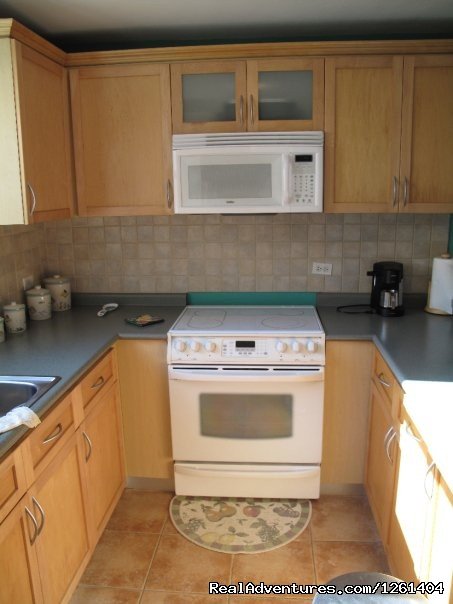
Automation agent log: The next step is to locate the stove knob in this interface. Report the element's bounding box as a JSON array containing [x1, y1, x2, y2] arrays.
[[275, 341, 287, 353], [190, 340, 201, 352], [205, 341, 216, 352], [175, 340, 186, 352], [306, 340, 317, 353], [292, 341, 302, 353]]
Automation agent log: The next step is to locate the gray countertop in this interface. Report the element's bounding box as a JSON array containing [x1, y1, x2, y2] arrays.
[[0, 299, 452, 466]]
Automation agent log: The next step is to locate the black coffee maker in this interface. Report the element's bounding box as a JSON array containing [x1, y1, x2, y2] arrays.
[[367, 261, 404, 316]]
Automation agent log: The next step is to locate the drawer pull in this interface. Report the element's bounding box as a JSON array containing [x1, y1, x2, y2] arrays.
[[424, 461, 436, 500], [32, 497, 45, 536], [42, 422, 63, 445], [91, 375, 105, 389], [82, 431, 93, 462], [386, 429, 397, 465], [25, 506, 39, 545], [377, 373, 391, 388]]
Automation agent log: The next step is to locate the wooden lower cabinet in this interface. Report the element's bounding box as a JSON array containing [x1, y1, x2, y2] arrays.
[[80, 381, 125, 541], [322, 340, 373, 486], [0, 500, 42, 604], [365, 382, 398, 538], [117, 339, 173, 480], [28, 433, 91, 604]]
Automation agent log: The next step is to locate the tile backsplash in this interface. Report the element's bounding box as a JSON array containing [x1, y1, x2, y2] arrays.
[[0, 213, 449, 304]]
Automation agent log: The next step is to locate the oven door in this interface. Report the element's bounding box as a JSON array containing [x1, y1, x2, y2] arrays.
[[168, 365, 324, 464]]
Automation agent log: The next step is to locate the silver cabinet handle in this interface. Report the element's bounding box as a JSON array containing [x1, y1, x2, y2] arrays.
[[91, 375, 105, 389], [383, 426, 393, 451], [27, 183, 37, 215], [25, 506, 39, 545], [386, 428, 397, 464], [424, 461, 436, 500], [32, 497, 45, 536], [377, 372, 391, 388], [392, 176, 399, 207], [166, 180, 173, 210], [239, 95, 244, 125], [42, 422, 63, 445], [82, 430, 93, 462], [249, 94, 255, 125], [403, 177, 409, 206]]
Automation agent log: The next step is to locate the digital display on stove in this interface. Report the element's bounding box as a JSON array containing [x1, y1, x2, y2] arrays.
[[236, 341, 255, 348]]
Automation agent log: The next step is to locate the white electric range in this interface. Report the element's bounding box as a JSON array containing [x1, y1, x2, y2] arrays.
[[167, 306, 325, 498]]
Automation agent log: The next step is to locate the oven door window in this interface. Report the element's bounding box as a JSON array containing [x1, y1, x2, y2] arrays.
[[200, 393, 293, 439]]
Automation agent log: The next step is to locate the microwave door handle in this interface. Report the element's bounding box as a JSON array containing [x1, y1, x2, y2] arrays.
[[177, 465, 320, 480], [282, 154, 291, 206], [168, 367, 324, 383]]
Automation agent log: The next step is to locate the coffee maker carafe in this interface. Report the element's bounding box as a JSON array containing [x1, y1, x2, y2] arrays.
[[367, 261, 404, 316]]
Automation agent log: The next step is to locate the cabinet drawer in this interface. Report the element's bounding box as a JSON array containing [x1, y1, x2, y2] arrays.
[[26, 393, 75, 477], [0, 446, 27, 524], [79, 350, 115, 413], [373, 350, 397, 410]]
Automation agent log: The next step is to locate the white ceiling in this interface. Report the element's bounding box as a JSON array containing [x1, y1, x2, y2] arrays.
[[0, 0, 452, 51]]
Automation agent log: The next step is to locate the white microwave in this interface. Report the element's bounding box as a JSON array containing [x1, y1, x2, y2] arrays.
[[172, 132, 323, 214]]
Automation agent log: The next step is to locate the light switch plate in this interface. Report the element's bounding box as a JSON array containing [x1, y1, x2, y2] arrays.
[[22, 275, 33, 290]]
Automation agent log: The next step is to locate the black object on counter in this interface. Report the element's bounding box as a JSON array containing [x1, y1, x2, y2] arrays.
[[367, 261, 404, 317]]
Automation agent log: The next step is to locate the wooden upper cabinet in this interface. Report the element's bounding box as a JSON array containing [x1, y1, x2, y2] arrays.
[[400, 55, 453, 213], [324, 56, 403, 213], [70, 63, 173, 216], [171, 58, 324, 133], [0, 40, 73, 225]]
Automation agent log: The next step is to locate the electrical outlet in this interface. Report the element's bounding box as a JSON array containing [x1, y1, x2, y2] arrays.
[[22, 275, 33, 290], [312, 262, 333, 276]]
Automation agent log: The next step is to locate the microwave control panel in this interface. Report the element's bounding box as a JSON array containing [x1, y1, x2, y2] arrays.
[[291, 154, 316, 208]]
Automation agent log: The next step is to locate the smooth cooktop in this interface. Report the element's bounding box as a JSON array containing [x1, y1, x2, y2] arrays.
[[169, 306, 324, 335]]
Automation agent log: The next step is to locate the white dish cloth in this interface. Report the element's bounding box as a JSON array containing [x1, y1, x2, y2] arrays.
[[0, 406, 41, 434]]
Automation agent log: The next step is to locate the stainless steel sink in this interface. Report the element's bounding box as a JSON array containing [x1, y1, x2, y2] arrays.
[[0, 376, 60, 416]]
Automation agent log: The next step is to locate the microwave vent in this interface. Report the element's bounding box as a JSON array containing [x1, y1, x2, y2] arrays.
[[172, 131, 324, 150]]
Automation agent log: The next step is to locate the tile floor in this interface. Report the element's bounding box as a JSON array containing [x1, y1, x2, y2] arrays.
[[71, 490, 389, 603]]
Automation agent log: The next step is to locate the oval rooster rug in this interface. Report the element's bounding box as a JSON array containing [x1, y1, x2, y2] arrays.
[[169, 496, 311, 554]]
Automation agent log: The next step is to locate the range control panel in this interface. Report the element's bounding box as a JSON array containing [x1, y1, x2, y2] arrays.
[[168, 335, 325, 365]]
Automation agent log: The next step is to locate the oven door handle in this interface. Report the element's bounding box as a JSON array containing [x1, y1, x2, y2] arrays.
[[168, 367, 324, 383], [176, 464, 319, 479]]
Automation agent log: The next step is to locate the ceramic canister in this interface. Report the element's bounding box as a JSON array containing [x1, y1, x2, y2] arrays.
[[43, 274, 71, 311], [26, 285, 52, 321], [3, 302, 27, 333]]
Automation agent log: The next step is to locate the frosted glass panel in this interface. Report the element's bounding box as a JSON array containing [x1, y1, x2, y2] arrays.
[[200, 394, 293, 439], [258, 71, 313, 120], [188, 164, 272, 200], [182, 73, 236, 122]]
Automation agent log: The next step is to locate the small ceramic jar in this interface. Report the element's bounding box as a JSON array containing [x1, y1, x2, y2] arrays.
[[0, 317, 5, 342], [3, 302, 27, 333], [43, 274, 71, 312], [26, 285, 52, 321]]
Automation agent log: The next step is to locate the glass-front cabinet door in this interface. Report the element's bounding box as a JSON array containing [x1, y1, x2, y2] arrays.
[[246, 58, 325, 131], [171, 57, 324, 133], [171, 61, 247, 133]]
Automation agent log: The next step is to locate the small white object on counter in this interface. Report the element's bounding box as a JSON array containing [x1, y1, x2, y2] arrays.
[[3, 302, 27, 333], [97, 302, 119, 317], [426, 254, 453, 315], [26, 285, 52, 320], [0, 406, 41, 434]]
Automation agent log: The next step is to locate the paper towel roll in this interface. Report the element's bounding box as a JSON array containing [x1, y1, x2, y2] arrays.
[[427, 255, 453, 315]]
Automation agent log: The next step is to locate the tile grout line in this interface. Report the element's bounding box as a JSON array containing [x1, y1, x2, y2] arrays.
[[137, 511, 171, 602]]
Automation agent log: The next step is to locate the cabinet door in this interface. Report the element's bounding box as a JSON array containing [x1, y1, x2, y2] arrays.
[[171, 61, 247, 133], [0, 501, 42, 604], [325, 56, 403, 213], [30, 434, 90, 604], [400, 55, 453, 213], [81, 382, 125, 541], [70, 63, 173, 216], [365, 382, 398, 539], [117, 340, 173, 480], [246, 58, 324, 131], [426, 474, 453, 603], [14, 42, 74, 223], [387, 411, 434, 583]]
